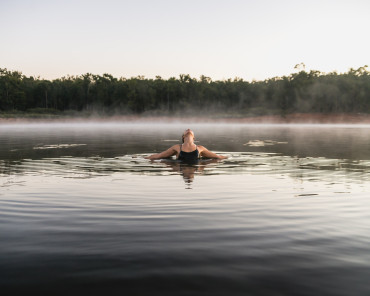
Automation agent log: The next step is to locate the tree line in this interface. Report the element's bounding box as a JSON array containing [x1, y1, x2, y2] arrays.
[[1, 65, 369, 116]]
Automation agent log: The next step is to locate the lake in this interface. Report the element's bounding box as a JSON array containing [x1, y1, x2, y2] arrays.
[[1, 122, 370, 295]]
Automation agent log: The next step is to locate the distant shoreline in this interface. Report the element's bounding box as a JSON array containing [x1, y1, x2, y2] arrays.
[[2, 113, 370, 124]]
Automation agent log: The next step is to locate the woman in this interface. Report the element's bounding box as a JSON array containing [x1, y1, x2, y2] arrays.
[[145, 129, 227, 161]]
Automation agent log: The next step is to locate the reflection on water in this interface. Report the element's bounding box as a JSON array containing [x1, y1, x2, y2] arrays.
[[2, 152, 370, 189], [157, 159, 221, 189], [1, 123, 370, 295]]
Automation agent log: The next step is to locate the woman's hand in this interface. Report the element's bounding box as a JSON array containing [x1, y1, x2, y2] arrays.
[[217, 155, 228, 159]]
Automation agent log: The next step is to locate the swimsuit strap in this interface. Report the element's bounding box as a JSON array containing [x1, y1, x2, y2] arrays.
[[180, 144, 197, 152]]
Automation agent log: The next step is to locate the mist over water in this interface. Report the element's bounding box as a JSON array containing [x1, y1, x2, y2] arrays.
[[1, 122, 370, 295]]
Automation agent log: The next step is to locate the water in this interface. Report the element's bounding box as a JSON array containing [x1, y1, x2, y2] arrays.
[[1, 122, 370, 295]]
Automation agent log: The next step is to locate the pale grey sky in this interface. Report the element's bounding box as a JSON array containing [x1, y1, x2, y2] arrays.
[[1, 0, 369, 81]]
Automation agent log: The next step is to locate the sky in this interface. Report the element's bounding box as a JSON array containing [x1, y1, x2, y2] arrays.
[[1, 0, 369, 81]]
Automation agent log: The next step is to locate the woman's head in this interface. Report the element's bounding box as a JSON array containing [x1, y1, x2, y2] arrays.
[[182, 129, 195, 143]]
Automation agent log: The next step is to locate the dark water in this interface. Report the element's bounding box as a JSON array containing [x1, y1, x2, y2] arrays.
[[1, 122, 370, 295]]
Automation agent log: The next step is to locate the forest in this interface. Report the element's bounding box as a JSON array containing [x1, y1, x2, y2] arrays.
[[0, 65, 369, 117]]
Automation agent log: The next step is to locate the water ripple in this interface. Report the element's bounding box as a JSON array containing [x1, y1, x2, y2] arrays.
[[2, 153, 370, 186]]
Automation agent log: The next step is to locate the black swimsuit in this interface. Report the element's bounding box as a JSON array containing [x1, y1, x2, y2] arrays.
[[178, 145, 199, 163]]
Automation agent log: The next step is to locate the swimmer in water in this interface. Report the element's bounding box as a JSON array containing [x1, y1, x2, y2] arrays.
[[145, 129, 227, 161]]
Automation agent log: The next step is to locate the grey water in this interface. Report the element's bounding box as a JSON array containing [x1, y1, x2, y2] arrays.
[[1, 122, 370, 295]]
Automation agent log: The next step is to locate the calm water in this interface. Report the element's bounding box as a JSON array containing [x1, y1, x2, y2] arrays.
[[1, 122, 370, 295]]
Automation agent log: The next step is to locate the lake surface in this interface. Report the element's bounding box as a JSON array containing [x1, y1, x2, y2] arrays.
[[1, 122, 370, 295]]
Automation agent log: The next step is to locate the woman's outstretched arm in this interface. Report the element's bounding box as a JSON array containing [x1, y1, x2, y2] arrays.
[[145, 145, 179, 160], [198, 146, 227, 159]]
